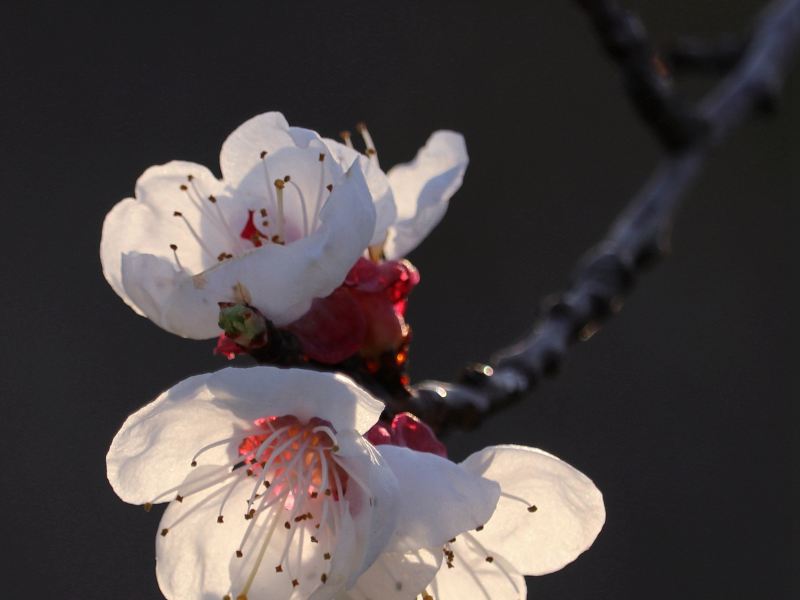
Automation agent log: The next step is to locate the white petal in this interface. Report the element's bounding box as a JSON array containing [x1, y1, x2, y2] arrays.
[[106, 367, 385, 505], [326, 431, 399, 588], [107, 372, 226, 505], [377, 446, 500, 553], [120, 161, 376, 336], [155, 476, 358, 600], [155, 477, 252, 600], [205, 367, 385, 436], [461, 445, 606, 576], [219, 111, 294, 187], [383, 131, 468, 259], [100, 161, 230, 318], [322, 138, 397, 246], [429, 539, 526, 600], [120, 251, 223, 338], [345, 548, 443, 600]]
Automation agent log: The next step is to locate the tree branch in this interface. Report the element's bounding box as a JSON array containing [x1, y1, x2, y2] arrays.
[[573, 0, 708, 150], [399, 0, 800, 432]]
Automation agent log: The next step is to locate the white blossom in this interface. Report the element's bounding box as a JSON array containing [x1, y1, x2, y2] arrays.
[[101, 113, 377, 339], [343, 445, 605, 600], [107, 367, 499, 600]]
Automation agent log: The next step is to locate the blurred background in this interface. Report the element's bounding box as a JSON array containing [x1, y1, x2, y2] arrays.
[[1, 1, 796, 598]]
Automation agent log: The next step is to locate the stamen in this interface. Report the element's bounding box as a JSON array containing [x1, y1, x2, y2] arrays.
[[356, 121, 379, 167], [312, 153, 327, 232], [500, 490, 536, 509], [339, 130, 353, 149], [260, 151, 276, 216], [190, 436, 241, 465], [461, 532, 521, 595], [237, 505, 283, 599], [173, 211, 217, 262], [170, 244, 185, 271], [273, 179, 286, 244], [286, 179, 310, 237]]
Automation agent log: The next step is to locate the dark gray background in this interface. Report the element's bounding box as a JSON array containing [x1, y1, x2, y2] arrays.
[[1, 1, 796, 598]]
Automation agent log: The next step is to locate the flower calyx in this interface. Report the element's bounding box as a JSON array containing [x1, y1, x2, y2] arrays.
[[216, 302, 268, 357]]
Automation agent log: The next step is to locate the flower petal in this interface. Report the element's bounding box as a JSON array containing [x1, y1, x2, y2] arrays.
[[107, 368, 385, 505], [120, 161, 376, 336], [219, 112, 294, 187], [107, 371, 228, 505], [323, 138, 397, 246], [205, 367, 385, 436], [101, 161, 231, 318], [345, 548, 443, 600], [429, 540, 526, 600], [461, 445, 605, 576], [383, 131, 468, 259], [329, 431, 399, 587], [155, 476, 359, 600], [377, 445, 500, 552]]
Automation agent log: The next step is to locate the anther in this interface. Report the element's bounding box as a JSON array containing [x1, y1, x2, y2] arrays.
[[283, 174, 291, 182], [260, 208, 267, 217], [310, 491, 318, 499], [318, 152, 325, 162], [169, 243, 178, 251], [485, 556, 494, 563], [223, 595, 231, 600], [310, 536, 318, 543], [321, 574, 328, 583], [187, 174, 194, 181], [175, 494, 183, 503], [292, 579, 299, 588], [208, 195, 217, 203], [274, 179, 285, 190], [284, 521, 291, 529], [323, 552, 331, 560], [324, 489, 331, 496], [275, 565, 283, 573], [160, 528, 169, 537], [475, 525, 484, 531], [173, 211, 183, 217], [236, 595, 247, 600], [179, 184, 188, 191], [528, 505, 538, 513], [190, 460, 197, 467], [326, 184, 333, 192], [217, 516, 224, 523], [340, 130, 352, 147], [260, 150, 267, 159], [143, 503, 152, 512], [449, 538, 457, 543]]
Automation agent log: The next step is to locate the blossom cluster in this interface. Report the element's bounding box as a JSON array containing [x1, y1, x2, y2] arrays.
[[102, 112, 605, 599]]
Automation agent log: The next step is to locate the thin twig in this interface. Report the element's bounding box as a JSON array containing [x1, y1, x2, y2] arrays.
[[400, 0, 800, 432], [573, 0, 708, 150]]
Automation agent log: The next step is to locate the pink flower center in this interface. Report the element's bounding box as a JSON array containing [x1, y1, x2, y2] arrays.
[[237, 415, 348, 499]]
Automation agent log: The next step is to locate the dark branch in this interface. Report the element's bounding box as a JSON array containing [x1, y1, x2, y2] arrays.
[[664, 35, 748, 74], [399, 0, 800, 433], [573, 0, 708, 150]]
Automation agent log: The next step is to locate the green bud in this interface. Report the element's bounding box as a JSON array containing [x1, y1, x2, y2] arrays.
[[218, 303, 267, 349]]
